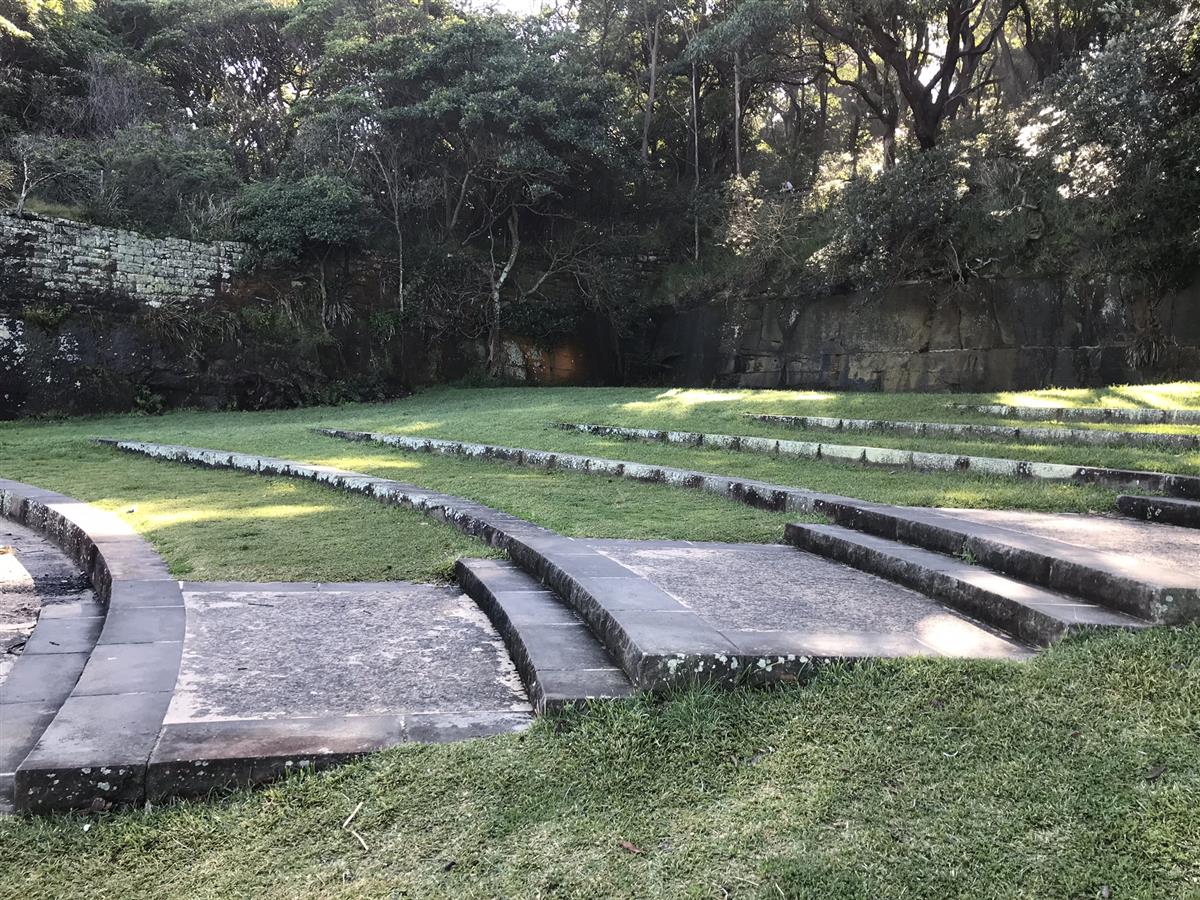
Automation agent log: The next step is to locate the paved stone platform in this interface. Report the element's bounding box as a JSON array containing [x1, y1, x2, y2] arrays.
[[147, 582, 531, 801], [584, 539, 1028, 661]]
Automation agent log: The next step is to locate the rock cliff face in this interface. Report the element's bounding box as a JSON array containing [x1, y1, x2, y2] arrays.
[[4, 211, 1197, 416], [648, 278, 1200, 391], [0, 213, 603, 417]]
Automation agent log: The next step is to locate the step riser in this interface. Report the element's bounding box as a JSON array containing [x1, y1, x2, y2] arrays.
[[786, 525, 1073, 647], [1117, 495, 1200, 530], [557, 423, 1200, 500], [457, 561, 637, 714], [966, 404, 1200, 425], [811, 501, 1188, 624], [457, 562, 555, 714], [497, 541, 750, 692], [751, 414, 1200, 451]]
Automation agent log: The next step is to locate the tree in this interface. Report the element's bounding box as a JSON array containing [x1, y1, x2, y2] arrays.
[[121, 0, 318, 177], [4, 133, 74, 214], [235, 174, 366, 322], [808, 0, 1016, 153], [357, 14, 623, 372]]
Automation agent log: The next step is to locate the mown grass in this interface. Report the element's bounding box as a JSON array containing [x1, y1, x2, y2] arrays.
[[3, 383, 1199, 582], [2, 384, 1199, 898], [1, 628, 1197, 899]]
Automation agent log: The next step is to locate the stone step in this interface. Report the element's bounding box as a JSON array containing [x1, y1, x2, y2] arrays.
[[784, 523, 1148, 647], [1, 478, 185, 815], [455, 558, 636, 714], [747, 413, 1200, 450], [1116, 495, 1200, 529], [961, 404, 1200, 425], [813, 501, 1200, 625], [552, 423, 1200, 500]]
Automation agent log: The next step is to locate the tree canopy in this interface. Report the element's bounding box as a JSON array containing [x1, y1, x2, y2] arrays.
[[3, 0, 1197, 372]]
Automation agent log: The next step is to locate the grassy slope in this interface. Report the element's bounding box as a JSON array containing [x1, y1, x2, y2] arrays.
[[2, 384, 1199, 899], [3, 383, 1199, 581], [1, 630, 1197, 899]]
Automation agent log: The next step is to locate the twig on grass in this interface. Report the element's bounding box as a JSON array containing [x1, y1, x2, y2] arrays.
[[343, 800, 369, 852]]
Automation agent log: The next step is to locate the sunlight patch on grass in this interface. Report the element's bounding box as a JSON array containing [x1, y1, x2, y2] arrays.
[[383, 419, 446, 435], [130, 501, 341, 528], [995, 382, 1200, 410]]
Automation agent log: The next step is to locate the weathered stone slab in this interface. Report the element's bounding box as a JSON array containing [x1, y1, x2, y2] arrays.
[[553, 423, 1200, 499], [15, 690, 173, 812], [170, 583, 528, 722], [1116, 495, 1200, 529], [0, 478, 187, 813], [140, 581, 534, 803], [813, 502, 1200, 624], [964, 404, 1200, 425], [748, 412, 1200, 449], [456, 558, 635, 714], [585, 539, 1029, 663], [784, 523, 1147, 646]]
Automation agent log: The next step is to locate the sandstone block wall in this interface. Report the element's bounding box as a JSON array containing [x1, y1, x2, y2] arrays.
[[0, 212, 244, 307]]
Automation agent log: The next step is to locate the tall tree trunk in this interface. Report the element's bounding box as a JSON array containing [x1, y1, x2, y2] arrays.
[[811, 69, 829, 183], [393, 212, 405, 347], [692, 60, 701, 262], [848, 59, 864, 178], [733, 50, 742, 178], [639, 11, 661, 165], [882, 117, 897, 169], [486, 210, 521, 377]]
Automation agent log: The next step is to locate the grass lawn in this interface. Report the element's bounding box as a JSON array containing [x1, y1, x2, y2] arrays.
[[1, 629, 1197, 899], [4, 383, 1199, 582], [2, 383, 1199, 898]]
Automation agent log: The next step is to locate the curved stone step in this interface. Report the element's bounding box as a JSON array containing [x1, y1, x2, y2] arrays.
[[961, 404, 1200, 425], [746, 413, 1200, 450], [812, 501, 1200, 625], [784, 523, 1148, 647], [101, 440, 1037, 693], [552, 423, 1200, 500], [98, 439, 752, 691], [0, 479, 184, 814], [455, 558, 635, 714], [1116, 495, 1200, 529]]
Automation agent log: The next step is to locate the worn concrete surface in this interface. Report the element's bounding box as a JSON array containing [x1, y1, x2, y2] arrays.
[[171, 582, 530, 723], [585, 539, 1027, 660], [931, 509, 1200, 582], [0, 521, 92, 686]]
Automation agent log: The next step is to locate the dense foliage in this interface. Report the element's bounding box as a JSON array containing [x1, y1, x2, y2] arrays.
[[2, 0, 1198, 373]]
